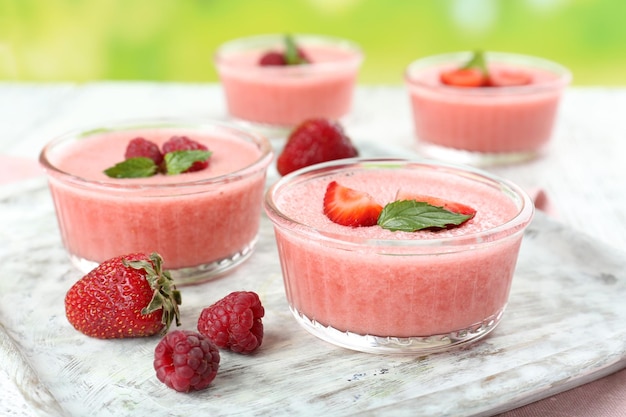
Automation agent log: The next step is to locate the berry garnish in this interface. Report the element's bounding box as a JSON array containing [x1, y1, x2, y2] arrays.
[[323, 181, 383, 227], [125, 137, 164, 166], [154, 330, 220, 392], [197, 291, 264, 354], [440, 50, 532, 88], [276, 118, 358, 176], [440, 50, 489, 87], [488, 69, 532, 87], [322, 184, 476, 231], [65, 252, 182, 339], [440, 67, 486, 87], [259, 34, 309, 66], [104, 135, 212, 178], [259, 51, 286, 66], [162, 135, 212, 174], [395, 190, 477, 217]]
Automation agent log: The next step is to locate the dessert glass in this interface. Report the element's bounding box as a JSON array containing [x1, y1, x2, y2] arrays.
[[264, 158, 534, 354], [214, 34, 363, 130], [405, 52, 571, 165], [40, 118, 273, 285]]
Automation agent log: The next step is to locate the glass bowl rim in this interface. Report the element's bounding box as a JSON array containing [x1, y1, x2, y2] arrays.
[[264, 157, 535, 249], [404, 51, 572, 96], [214, 33, 363, 73], [39, 117, 274, 191]]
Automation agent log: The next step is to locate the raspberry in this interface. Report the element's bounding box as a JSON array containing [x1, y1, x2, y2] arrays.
[[197, 291, 264, 354], [124, 137, 164, 166], [153, 330, 220, 392], [276, 118, 358, 176], [162, 135, 210, 172], [259, 51, 286, 66]]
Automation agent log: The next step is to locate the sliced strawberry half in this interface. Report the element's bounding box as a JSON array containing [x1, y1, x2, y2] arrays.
[[395, 190, 477, 218], [323, 181, 383, 227], [440, 68, 487, 87], [488, 69, 532, 87]]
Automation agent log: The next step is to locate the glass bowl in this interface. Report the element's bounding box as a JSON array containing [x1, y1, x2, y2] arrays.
[[264, 158, 534, 354], [405, 51, 571, 165], [39, 118, 273, 285]]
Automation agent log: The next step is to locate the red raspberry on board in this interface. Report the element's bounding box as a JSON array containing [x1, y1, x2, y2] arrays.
[[276, 118, 358, 176], [197, 291, 265, 354], [124, 137, 164, 166], [162, 135, 210, 172], [154, 330, 220, 392]]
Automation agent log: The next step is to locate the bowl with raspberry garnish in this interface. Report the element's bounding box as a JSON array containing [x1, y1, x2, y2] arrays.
[[214, 34, 363, 129], [404, 51, 571, 165], [39, 118, 273, 285], [264, 158, 534, 354]]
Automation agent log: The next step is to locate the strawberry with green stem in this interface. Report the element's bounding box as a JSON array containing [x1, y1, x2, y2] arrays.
[[65, 252, 182, 339]]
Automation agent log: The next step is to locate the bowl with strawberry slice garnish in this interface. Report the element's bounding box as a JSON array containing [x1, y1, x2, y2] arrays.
[[264, 157, 534, 354], [405, 51, 571, 165], [214, 34, 363, 129], [40, 118, 273, 285]]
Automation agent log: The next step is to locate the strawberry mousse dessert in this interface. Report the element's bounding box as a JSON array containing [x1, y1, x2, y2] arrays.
[[214, 34, 363, 129], [264, 158, 534, 354], [405, 51, 571, 165], [40, 118, 273, 285]]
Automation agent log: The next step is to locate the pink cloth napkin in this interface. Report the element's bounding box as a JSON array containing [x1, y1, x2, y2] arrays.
[[499, 368, 626, 416], [0, 155, 42, 184]]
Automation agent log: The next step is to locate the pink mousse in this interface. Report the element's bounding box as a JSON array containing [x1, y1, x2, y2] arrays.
[[406, 56, 570, 154], [43, 127, 270, 271], [267, 165, 532, 338], [215, 40, 362, 126]]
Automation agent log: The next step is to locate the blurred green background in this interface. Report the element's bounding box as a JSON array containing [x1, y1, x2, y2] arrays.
[[1, 0, 624, 85]]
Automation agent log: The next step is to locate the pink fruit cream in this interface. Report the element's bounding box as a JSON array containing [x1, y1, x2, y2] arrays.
[[214, 34, 363, 127], [264, 159, 534, 354], [40, 119, 273, 285], [405, 52, 571, 165]]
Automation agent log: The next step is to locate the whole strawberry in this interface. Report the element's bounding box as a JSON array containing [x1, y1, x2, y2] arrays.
[[65, 252, 181, 339], [276, 118, 358, 176], [197, 291, 264, 354], [154, 330, 220, 392]]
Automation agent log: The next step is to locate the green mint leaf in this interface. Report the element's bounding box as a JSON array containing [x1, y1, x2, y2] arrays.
[[164, 149, 212, 175], [103, 157, 158, 178], [462, 50, 488, 76], [284, 34, 307, 65], [377, 200, 473, 232]]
